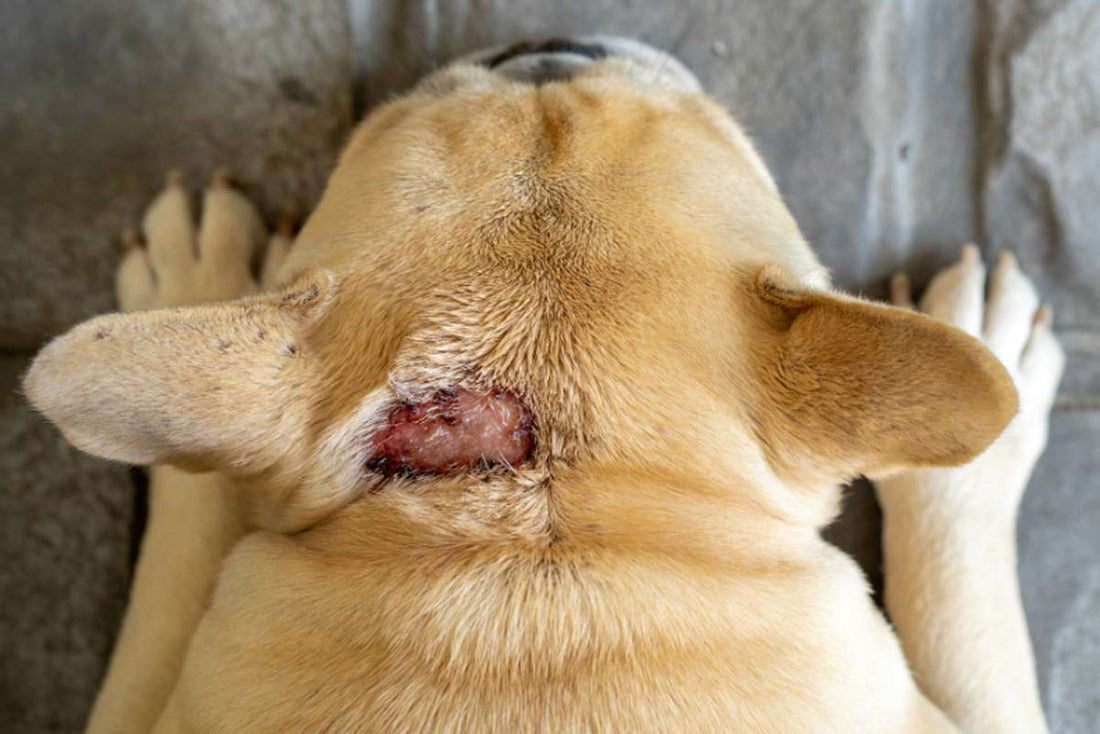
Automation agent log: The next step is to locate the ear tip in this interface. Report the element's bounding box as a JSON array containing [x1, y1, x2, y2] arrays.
[[21, 357, 48, 415], [987, 353, 1021, 432], [21, 310, 133, 433], [938, 341, 1020, 464], [21, 338, 95, 455], [22, 329, 76, 415]]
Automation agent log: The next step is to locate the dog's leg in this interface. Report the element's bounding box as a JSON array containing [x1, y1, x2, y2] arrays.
[[84, 173, 288, 734], [877, 246, 1064, 734], [85, 469, 243, 733]]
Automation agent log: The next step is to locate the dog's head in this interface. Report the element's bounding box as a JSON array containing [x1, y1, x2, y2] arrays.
[[25, 38, 1015, 537]]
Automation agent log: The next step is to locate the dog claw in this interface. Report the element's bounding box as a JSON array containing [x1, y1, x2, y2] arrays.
[[276, 211, 297, 238], [1033, 304, 1053, 327], [890, 272, 912, 308], [210, 168, 233, 188], [960, 243, 980, 265], [121, 228, 144, 250]]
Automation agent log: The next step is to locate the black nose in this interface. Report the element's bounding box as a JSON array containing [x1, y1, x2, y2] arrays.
[[484, 38, 608, 84], [485, 39, 608, 68]]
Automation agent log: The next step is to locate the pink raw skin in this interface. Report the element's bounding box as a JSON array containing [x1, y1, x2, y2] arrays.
[[367, 388, 536, 478]]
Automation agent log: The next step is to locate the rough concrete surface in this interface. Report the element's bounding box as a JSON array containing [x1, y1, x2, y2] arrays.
[[0, 356, 132, 732], [0, 0, 353, 350], [2, 0, 1098, 731], [1020, 410, 1100, 733]]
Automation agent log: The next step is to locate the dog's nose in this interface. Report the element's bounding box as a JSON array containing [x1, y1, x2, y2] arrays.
[[447, 37, 701, 94], [483, 38, 608, 84]]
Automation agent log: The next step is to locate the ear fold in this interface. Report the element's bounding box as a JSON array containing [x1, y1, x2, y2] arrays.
[[23, 272, 331, 475], [750, 267, 1017, 484]]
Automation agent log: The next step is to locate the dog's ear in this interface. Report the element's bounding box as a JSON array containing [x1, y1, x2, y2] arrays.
[[23, 272, 331, 475], [749, 267, 1017, 484]]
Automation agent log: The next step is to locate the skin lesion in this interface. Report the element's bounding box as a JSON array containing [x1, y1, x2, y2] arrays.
[[366, 387, 537, 479]]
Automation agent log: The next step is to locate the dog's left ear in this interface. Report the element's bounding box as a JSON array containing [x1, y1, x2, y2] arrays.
[[749, 267, 1017, 484], [23, 272, 331, 475]]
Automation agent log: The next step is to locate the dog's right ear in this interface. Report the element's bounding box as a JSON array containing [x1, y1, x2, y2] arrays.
[[747, 266, 1017, 485], [23, 272, 332, 475]]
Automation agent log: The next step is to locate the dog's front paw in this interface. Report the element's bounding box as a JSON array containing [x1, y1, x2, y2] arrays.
[[116, 170, 294, 311], [878, 245, 1065, 519]]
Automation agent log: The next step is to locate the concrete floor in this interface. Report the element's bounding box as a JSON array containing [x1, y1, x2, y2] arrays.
[[1, 1, 1097, 731]]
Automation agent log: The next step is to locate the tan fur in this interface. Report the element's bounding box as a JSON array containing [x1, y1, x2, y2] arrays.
[[24, 42, 1060, 733]]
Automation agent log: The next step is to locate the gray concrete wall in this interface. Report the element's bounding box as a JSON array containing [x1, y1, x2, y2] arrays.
[[1, 1, 1097, 730]]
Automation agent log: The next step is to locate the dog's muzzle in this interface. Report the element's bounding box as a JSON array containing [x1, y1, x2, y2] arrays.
[[483, 38, 609, 84], [454, 35, 702, 92]]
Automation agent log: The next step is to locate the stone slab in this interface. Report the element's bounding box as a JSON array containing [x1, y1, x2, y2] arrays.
[[1019, 409, 1100, 733], [0, 0, 354, 350], [0, 355, 133, 733]]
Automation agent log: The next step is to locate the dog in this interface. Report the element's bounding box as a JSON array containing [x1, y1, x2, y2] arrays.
[[24, 37, 1063, 733]]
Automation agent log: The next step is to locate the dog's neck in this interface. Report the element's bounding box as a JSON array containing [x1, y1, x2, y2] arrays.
[[284, 464, 835, 693]]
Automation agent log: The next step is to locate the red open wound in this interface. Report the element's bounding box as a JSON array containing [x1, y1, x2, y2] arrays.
[[366, 387, 536, 478]]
